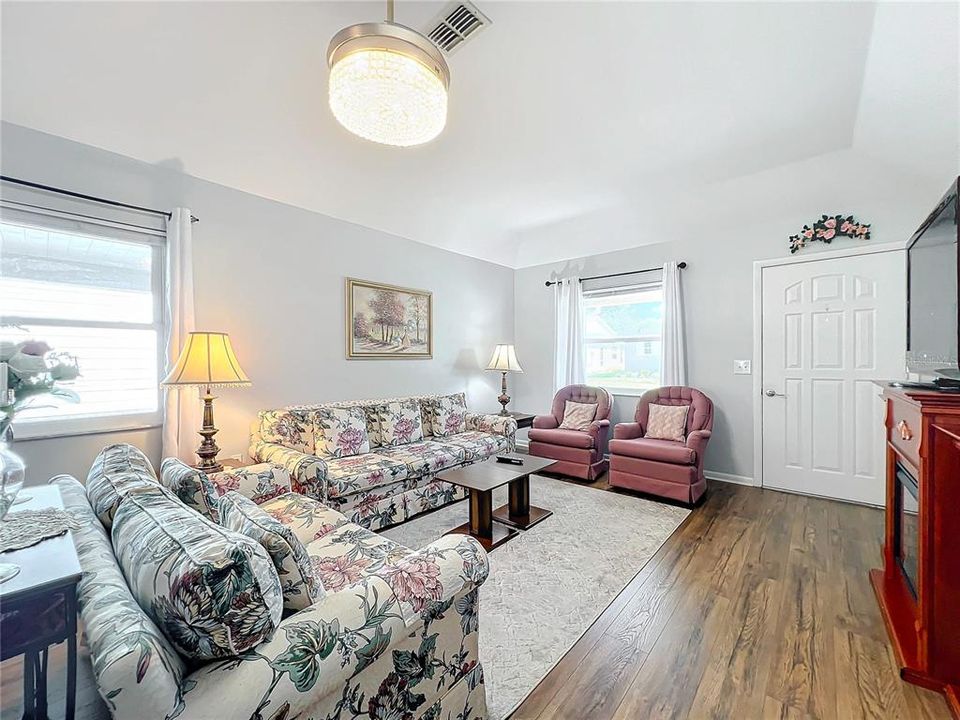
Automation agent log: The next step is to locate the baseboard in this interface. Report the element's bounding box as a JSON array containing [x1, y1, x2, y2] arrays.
[[705, 471, 757, 487]]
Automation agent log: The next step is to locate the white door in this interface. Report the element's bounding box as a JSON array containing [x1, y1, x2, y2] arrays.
[[761, 251, 906, 505]]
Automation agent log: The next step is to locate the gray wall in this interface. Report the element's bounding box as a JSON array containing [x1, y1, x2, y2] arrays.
[[511, 149, 950, 481], [1, 123, 515, 485]]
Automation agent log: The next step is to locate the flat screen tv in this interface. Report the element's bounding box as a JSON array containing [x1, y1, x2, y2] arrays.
[[906, 176, 960, 388]]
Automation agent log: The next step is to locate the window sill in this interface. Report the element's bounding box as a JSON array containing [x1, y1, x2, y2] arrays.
[[11, 413, 162, 441], [587, 388, 658, 397]]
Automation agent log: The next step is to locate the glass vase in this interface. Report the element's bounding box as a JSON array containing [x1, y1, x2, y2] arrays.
[[0, 439, 25, 583]]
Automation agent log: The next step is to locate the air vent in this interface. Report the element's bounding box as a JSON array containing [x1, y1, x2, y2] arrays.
[[425, 2, 491, 55]]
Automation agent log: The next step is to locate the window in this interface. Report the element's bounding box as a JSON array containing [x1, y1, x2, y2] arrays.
[[583, 283, 663, 393], [1, 209, 165, 437]]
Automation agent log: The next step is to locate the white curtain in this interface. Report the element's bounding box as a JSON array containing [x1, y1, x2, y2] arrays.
[[554, 277, 585, 389], [162, 208, 200, 463], [660, 260, 687, 386]]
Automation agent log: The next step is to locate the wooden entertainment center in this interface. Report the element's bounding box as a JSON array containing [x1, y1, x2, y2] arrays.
[[871, 385, 960, 717]]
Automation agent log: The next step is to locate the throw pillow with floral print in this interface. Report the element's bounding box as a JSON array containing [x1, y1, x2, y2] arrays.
[[86, 443, 160, 529], [159, 457, 220, 521], [379, 399, 425, 446], [259, 409, 315, 454], [429, 394, 468, 438], [219, 491, 325, 611], [314, 407, 371, 458]]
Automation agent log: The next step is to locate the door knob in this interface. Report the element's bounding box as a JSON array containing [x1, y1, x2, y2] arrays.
[[764, 389, 785, 397]]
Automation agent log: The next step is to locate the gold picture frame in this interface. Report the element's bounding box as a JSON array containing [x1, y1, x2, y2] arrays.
[[345, 278, 433, 359]]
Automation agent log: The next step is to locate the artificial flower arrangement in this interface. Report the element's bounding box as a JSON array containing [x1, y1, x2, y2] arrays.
[[788, 214, 871, 254], [0, 338, 80, 439]]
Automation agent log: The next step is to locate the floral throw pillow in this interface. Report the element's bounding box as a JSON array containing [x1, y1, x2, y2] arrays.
[[314, 407, 371, 458], [259, 409, 314, 454], [430, 393, 468, 437], [379, 399, 425, 446], [645, 404, 689, 442], [219, 491, 325, 611], [159, 458, 219, 521], [558, 400, 598, 430], [86, 443, 159, 529], [111, 486, 283, 661]]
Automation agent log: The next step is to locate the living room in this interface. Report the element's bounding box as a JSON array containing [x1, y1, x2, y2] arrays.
[[0, 1, 958, 719]]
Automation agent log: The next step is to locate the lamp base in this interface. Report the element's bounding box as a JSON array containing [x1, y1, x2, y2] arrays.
[[497, 371, 511, 415], [196, 389, 223, 474]]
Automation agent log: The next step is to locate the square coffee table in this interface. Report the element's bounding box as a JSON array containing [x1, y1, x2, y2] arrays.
[[437, 454, 556, 550]]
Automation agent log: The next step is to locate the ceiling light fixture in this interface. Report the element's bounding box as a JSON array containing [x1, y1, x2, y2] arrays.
[[327, 0, 450, 147]]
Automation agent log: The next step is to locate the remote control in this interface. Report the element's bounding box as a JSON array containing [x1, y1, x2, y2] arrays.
[[496, 455, 524, 465]]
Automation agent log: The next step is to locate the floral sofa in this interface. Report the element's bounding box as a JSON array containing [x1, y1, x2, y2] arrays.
[[59, 443, 491, 720], [248, 393, 517, 531]]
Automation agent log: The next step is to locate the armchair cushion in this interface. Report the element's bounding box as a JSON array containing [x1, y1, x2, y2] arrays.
[[558, 400, 598, 430], [259, 492, 350, 546], [644, 404, 689, 442], [609, 437, 696, 465], [527, 427, 596, 449], [219, 491, 325, 611]]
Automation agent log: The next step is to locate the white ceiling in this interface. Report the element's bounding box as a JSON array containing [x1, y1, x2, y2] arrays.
[[1, 1, 957, 268]]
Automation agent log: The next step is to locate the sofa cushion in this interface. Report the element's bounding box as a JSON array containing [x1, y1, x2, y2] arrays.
[[440, 431, 510, 462], [374, 440, 465, 476], [609, 437, 696, 465], [259, 492, 350, 546], [378, 399, 425, 446], [86, 443, 159, 528], [206, 463, 293, 505], [527, 427, 596, 449], [304, 521, 409, 593], [111, 486, 283, 661], [325, 452, 408, 501], [258, 409, 314, 454], [159, 458, 219, 521], [425, 393, 467, 438], [315, 406, 371, 458], [218, 491, 324, 611]]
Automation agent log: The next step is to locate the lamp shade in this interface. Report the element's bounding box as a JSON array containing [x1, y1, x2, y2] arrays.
[[162, 332, 251, 388], [486, 344, 524, 373]]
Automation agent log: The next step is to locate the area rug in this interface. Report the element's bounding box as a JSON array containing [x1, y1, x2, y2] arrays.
[[381, 475, 690, 720]]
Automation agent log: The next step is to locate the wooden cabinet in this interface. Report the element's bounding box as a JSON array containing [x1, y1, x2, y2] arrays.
[[871, 386, 960, 718]]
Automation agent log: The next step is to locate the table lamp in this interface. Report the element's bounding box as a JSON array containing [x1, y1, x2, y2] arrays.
[[162, 332, 251, 472], [486, 344, 524, 415]]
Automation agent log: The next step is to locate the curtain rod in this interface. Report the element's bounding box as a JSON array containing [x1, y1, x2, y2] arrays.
[[544, 261, 686, 287], [0, 175, 199, 224]]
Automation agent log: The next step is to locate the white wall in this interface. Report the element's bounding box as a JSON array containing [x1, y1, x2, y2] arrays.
[[1, 123, 515, 485], [511, 149, 955, 481]]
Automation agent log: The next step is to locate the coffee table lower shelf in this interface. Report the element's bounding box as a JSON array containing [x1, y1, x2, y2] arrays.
[[449, 519, 518, 551]]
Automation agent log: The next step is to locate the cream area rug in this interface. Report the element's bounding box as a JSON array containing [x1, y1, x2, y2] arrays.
[[381, 475, 690, 720]]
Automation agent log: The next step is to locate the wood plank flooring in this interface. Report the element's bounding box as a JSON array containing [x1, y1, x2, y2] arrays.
[[1, 479, 950, 719], [509, 479, 951, 720]]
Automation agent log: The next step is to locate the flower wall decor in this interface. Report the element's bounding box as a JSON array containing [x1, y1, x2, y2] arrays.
[[788, 214, 871, 254]]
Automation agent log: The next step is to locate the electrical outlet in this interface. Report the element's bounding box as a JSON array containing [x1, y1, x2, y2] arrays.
[[225, 453, 243, 463], [734, 360, 752, 375]]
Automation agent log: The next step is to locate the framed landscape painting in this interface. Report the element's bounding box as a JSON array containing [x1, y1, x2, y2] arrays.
[[346, 278, 433, 359]]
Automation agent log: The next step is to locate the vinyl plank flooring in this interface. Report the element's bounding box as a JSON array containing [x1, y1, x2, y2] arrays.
[[511, 480, 953, 720]]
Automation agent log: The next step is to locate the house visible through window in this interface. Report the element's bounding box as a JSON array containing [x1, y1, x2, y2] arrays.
[[0, 211, 165, 435], [583, 282, 663, 393]]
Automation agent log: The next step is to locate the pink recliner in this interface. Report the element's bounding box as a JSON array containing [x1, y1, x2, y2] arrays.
[[528, 385, 612, 480], [609, 387, 714, 504]]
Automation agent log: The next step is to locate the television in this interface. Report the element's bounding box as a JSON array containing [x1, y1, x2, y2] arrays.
[[906, 176, 960, 388]]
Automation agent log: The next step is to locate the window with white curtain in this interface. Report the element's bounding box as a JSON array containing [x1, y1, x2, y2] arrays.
[[582, 282, 663, 394], [0, 207, 165, 437]]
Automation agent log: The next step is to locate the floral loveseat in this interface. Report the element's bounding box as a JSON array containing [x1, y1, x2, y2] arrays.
[[59, 443, 491, 720], [248, 393, 517, 530]]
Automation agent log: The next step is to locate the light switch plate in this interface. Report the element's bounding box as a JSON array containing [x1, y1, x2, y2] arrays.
[[734, 360, 752, 375]]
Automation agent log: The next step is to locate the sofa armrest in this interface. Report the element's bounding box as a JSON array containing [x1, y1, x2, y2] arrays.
[[685, 429, 712, 458], [613, 422, 643, 440], [249, 441, 328, 499], [532, 415, 559, 429], [465, 412, 518, 438], [178, 535, 489, 720], [206, 462, 295, 507]]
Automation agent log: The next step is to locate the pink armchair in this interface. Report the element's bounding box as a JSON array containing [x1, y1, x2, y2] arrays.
[[527, 385, 613, 480], [609, 386, 714, 504]]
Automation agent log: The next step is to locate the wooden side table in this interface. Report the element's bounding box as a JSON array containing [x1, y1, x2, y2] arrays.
[[506, 411, 535, 429], [0, 486, 82, 720]]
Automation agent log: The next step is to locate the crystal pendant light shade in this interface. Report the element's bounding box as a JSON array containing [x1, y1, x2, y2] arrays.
[[328, 22, 450, 147]]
